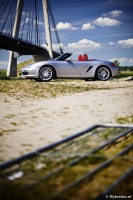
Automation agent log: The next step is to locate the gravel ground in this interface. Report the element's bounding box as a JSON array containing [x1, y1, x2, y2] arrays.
[[0, 77, 133, 161]]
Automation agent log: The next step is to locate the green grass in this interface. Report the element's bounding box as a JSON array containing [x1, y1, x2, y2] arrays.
[[0, 59, 33, 79], [0, 129, 17, 136], [0, 64, 133, 99], [17, 59, 33, 76], [117, 70, 133, 78], [17, 59, 33, 69], [116, 115, 133, 124], [0, 76, 132, 99], [0, 79, 96, 98], [0, 70, 10, 80]]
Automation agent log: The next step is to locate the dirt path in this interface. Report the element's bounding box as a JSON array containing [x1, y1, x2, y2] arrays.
[[0, 80, 133, 162]]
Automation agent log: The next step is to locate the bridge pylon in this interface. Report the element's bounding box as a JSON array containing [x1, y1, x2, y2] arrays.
[[7, 0, 23, 77], [42, 0, 53, 59]]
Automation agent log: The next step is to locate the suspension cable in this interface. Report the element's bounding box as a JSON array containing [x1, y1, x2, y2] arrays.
[[26, 0, 31, 42], [37, 2, 42, 46], [6, 0, 17, 36], [8, 0, 19, 37], [37, 3, 40, 46], [27, 0, 33, 43], [20, 0, 29, 40], [47, 0, 63, 54], [0, 0, 42, 46], [34, 0, 39, 45], [31, 0, 34, 44], [0, 0, 10, 19], [32, 0, 36, 44], [0, 0, 6, 10], [0, 0, 15, 34]]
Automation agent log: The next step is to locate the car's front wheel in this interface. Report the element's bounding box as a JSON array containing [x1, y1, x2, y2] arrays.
[[39, 66, 54, 82], [96, 66, 111, 81]]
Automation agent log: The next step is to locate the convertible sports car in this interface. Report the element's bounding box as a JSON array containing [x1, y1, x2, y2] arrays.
[[20, 53, 119, 82]]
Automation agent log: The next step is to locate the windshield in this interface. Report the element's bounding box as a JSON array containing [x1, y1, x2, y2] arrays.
[[54, 53, 72, 61]]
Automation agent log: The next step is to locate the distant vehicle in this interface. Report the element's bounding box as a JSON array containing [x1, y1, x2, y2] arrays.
[[20, 53, 119, 82]]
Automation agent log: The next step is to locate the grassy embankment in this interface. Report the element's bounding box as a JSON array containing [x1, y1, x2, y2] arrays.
[[117, 70, 133, 78]]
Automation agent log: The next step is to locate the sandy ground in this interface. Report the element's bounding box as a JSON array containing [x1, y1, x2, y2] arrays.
[[0, 78, 133, 162]]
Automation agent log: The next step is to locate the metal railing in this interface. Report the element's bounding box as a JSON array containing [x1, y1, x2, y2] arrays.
[[0, 124, 133, 200]]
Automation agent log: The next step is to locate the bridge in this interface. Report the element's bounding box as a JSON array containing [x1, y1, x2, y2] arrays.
[[0, 0, 62, 76]]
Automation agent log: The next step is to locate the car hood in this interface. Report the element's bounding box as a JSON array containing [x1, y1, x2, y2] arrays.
[[20, 60, 54, 70]]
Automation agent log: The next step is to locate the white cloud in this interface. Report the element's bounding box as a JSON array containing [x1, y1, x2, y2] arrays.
[[25, 17, 30, 23], [94, 17, 121, 26], [56, 22, 77, 30], [103, 10, 124, 18], [33, 19, 43, 25], [21, 18, 43, 26], [0, 61, 8, 69], [37, 20, 44, 25], [109, 58, 133, 65], [118, 39, 133, 48], [129, 58, 133, 63], [68, 39, 102, 50], [52, 43, 64, 51], [109, 10, 124, 17], [42, 43, 64, 51], [41, 44, 47, 48], [109, 42, 115, 45], [0, 61, 8, 65], [81, 23, 95, 30], [110, 58, 127, 63]]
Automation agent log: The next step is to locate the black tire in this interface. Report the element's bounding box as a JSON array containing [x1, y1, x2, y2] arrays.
[[85, 78, 95, 81], [39, 66, 54, 82], [96, 66, 111, 81], [34, 78, 42, 82]]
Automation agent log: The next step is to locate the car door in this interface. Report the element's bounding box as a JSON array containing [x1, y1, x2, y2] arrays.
[[59, 60, 90, 77]]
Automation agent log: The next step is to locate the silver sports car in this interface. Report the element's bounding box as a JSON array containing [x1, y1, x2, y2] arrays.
[[20, 53, 119, 82]]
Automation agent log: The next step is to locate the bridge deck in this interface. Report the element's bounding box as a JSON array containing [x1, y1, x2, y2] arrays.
[[0, 34, 59, 58], [0, 34, 47, 55]]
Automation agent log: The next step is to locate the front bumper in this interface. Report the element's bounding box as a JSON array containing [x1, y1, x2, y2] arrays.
[[111, 66, 119, 77], [20, 70, 29, 76], [20, 68, 38, 79]]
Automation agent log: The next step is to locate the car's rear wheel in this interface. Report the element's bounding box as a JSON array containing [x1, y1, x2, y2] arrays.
[[39, 66, 54, 82], [96, 66, 111, 81]]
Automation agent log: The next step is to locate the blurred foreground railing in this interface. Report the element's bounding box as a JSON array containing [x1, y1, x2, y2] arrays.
[[0, 124, 133, 200]]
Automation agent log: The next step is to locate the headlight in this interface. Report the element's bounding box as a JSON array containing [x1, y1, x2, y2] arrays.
[[111, 63, 116, 67], [27, 64, 33, 68], [111, 63, 119, 68]]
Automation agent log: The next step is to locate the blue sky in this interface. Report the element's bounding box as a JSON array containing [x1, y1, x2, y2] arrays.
[[0, 0, 133, 69]]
